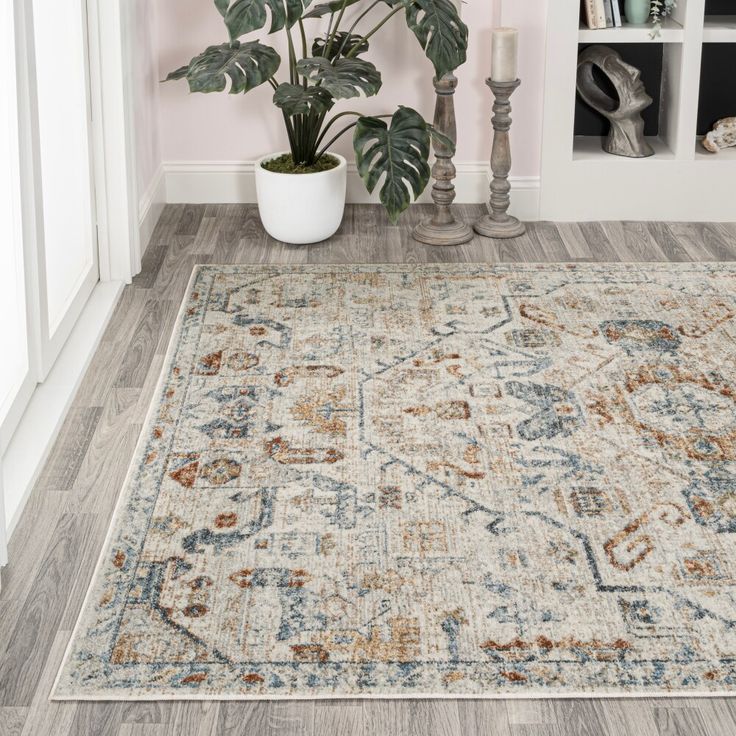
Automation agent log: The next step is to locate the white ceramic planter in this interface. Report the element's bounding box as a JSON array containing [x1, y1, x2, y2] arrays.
[[255, 152, 347, 244]]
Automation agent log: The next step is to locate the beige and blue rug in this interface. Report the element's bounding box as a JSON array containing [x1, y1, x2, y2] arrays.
[[54, 264, 736, 699]]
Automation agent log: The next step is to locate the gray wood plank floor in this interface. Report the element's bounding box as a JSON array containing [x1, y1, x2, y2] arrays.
[[1, 204, 735, 736]]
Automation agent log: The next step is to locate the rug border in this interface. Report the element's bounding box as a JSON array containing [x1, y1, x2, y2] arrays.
[[49, 690, 736, 702], [50, 262, 736, 702], [50, 265, 206, 703]]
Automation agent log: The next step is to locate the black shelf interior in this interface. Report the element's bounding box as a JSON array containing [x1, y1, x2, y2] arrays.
[[697, 43, 736, 136], [704, 0, 736, 14], [574, 43, 663, 137], [701, 2, 736, 137]]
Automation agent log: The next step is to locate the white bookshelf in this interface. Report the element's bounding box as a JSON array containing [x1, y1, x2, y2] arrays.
[[572, 135, 675, 160], [540, 0, 736, 221], [703, 15, 736, 42], [578, 17, 684, 43], [695, 138, 736, 161]]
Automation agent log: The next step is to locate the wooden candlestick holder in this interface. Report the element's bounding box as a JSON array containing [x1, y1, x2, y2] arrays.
[[474, 78, 526, 239], [412, 72, 473, 247]]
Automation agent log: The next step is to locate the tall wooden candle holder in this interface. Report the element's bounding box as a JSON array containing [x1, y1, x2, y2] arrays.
[[412, 73, 473, 247], [474, 78, 526, 239]]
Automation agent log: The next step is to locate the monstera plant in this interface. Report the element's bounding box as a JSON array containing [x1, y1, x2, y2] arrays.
[[166, 0, 468, 229]]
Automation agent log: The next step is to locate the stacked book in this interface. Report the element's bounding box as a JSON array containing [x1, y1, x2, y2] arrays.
[[583, 0, 623, 29]]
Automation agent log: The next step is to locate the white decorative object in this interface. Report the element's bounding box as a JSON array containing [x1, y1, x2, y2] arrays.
[[491, 27, 519, 83], [702, 117, 736, 154], [255, 152, 347, 244]]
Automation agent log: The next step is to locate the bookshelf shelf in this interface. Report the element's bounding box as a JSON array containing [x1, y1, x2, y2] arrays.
[[703, 15, 736, 42], [540, 0, 736, 221], [578, 18, 685, 44], [573, 136, 675, 161], [695, 138, 736, 161]]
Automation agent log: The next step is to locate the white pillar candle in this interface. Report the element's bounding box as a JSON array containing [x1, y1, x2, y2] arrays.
[[491, 27, 519, 82]]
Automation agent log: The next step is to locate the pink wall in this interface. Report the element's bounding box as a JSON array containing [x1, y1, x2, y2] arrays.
[[154, 0, 548, 178], [499, 0, 549, 178], [133, 0, 162, 198]]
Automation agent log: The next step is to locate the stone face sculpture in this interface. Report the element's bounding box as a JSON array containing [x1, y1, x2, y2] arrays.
[[702, 117, 736, 154], [576, 45, 654, 158]]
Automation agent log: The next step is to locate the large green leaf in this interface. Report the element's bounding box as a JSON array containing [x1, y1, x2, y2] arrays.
[[353, 106, 431, 223], [302, 0, 368, 20], [296, 57, 381, 99], [166, 65, 190, 81], [427, 123, 455, 155], [304, 0, 467, 75], [221, 0, 313, 39], [273, 83, 335, 115], [312, 32, 369, 61], [404, 0, 467, 76], [165, 41, 281, 94]]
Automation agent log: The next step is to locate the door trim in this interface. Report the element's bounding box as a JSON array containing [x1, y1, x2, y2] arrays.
[[1, 0, 138, 561], [87, 0, 140, 284], [0, 464, 6, 569], [3, 279, 123, 539]]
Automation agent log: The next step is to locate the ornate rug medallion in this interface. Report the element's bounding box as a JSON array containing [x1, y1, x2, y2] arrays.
[[54, 264, 736, 699]]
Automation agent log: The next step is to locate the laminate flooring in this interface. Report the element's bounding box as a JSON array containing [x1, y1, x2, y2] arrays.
[[2, 205, 735, 735]]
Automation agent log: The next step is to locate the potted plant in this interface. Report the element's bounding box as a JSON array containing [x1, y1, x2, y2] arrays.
[[649, 0, 677, 37], [624, 0, 678, 36], [166, 0, 468, 244]]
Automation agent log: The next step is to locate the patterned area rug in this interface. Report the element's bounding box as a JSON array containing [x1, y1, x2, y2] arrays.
[[54, 264, 736, 700]]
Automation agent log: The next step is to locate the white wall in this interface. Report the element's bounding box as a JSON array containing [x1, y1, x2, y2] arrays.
[[154, 0, 550, 214], [133, 0, 165, 250]]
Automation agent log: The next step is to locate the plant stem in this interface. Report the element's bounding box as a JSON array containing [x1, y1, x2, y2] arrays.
[[316, 114, 391, 159], [347, 6, 402, 56], [316, 121, 360, 159], [286, 26, 297, 85], [297, 20, 309, 88], [282, 111, 297, 157], [298, 19, 308, 58], [306, 111, 323, 163], [336, 0, 382, 57], [295, 114, 307, 163], [315, 110, 363, 148], [324, 0, 350, 60]]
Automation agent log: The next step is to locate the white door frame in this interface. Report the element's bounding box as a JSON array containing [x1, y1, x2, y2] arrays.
[[18, 0, 140, 287], [2, 0, 39, 456], [87, 0, 141, 284], [0, 462, 6, 569], [1, 0, 138, 566], [20, 0, 102, 378]]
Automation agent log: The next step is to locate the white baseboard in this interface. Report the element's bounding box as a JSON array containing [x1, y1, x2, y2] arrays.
[[138, 165, 166, 254], [164, 161, 541, 222], [504, 176, 541, 224], [2, 280, 124, 539]]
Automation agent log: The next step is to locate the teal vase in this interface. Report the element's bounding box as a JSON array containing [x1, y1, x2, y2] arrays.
[[625, 0, 651, 24]]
